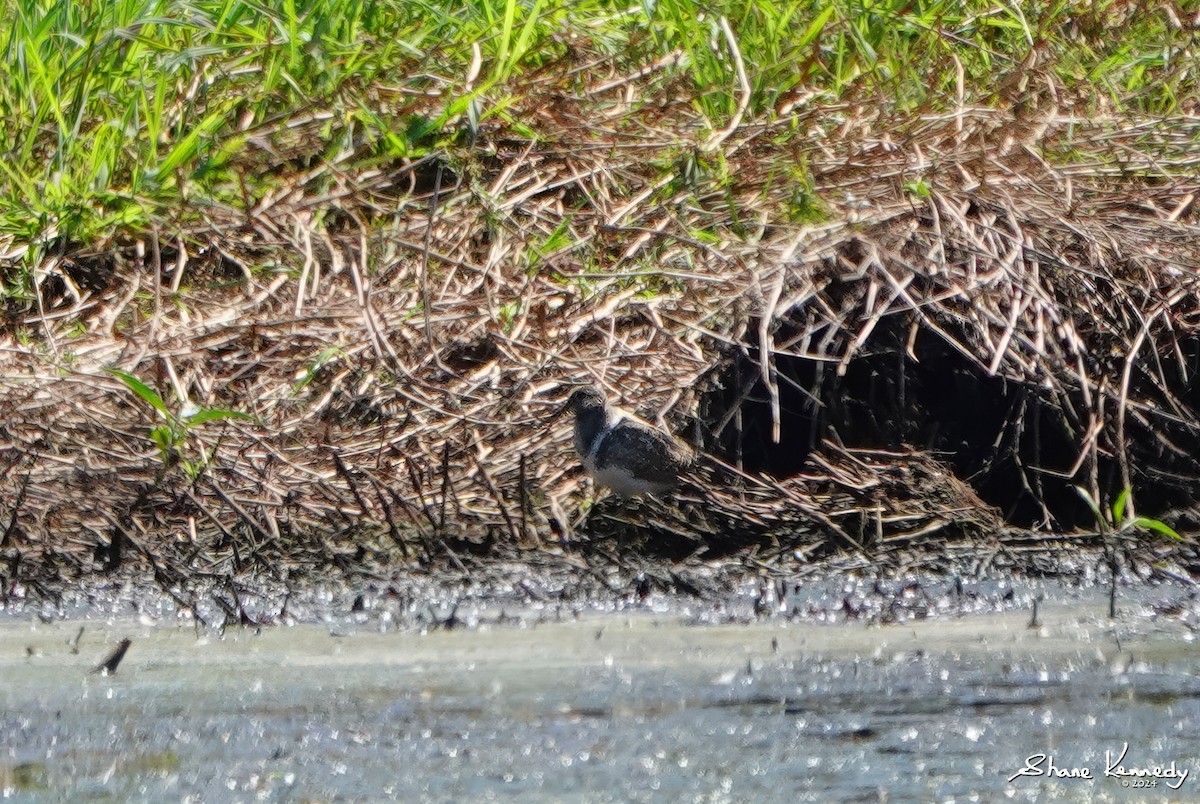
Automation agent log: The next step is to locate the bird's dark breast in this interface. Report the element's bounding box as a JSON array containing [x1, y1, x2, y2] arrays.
[[572, 406, 609, 459]]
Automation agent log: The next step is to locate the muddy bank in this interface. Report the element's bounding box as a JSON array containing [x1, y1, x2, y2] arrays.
[[3, 536, 1196, 633]]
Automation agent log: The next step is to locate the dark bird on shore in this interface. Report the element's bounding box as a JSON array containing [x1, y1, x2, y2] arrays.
[[91, 638, 132, 676], [562, 386, 694, 497]]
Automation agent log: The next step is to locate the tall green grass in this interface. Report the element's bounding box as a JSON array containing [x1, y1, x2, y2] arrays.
[[0, 0, 1193, 297]]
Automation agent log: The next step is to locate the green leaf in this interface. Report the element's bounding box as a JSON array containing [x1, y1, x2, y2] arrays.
[[153, 105, 230, 178], [509, 0, 545, 76], [904, 179, 930, 199], [150, 425, 174, 453], [496, 0, 517, 77], [1111, 486, 1131, 524], [107, 369, 170, 419], [1129, 517, 1183, 541], [797, 5, 836, 50]]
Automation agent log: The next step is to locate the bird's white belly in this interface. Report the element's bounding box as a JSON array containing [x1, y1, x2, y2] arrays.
[[588, 461, 668, 497]]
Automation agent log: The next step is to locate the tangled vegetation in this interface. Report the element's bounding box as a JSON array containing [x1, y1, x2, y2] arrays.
[[1, 0, 1198, 613]]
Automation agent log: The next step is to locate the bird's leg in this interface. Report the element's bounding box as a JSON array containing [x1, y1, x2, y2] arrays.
[[571, 480, 598, 535], [572, 478, 613, 541]]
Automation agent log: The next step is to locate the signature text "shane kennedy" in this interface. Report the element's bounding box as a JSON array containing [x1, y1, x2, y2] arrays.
[[1007, 743, 1189, 790]]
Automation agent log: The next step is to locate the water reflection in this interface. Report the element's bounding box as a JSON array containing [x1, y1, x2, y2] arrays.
[[2, 588, 1199, 801]]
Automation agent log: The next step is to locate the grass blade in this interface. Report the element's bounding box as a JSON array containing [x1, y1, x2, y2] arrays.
[[1129, 517, 1184, 541], [1111, 486, 1131, 524], [107, 369, 170, 419]]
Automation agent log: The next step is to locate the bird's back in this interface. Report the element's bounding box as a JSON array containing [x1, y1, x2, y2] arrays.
[[590, 418, 693, 496]]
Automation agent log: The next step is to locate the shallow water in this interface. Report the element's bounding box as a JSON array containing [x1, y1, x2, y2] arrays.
[[3, 587, 1199, 801]]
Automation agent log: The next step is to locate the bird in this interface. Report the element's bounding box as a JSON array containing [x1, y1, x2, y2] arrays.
[[561, 386, 694, 497]]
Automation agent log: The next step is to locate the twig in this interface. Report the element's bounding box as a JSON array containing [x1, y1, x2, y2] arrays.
[[701, 17, 751, 153]]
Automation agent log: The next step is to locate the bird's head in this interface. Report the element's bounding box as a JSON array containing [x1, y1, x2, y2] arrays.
[[564, 386, 606, 414]]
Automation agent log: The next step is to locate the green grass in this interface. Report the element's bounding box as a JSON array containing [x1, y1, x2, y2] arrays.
[[108, 367, 258, 480], [0, 0, 1194, 297]]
